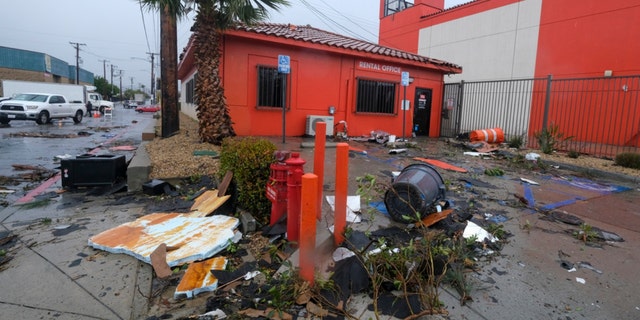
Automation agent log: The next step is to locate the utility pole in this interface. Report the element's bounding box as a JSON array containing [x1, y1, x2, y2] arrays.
[[110, 64, 117, 100], [146, 52, 158, 104], [69, 42, 86, 84], [99, 59, 109, 79], [130, 77, 134, 91], [160, 4, 179, 137], [118, 70, 124, 103]]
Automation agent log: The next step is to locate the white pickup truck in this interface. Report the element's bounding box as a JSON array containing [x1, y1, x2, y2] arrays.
[[0, 93, 86, 125]]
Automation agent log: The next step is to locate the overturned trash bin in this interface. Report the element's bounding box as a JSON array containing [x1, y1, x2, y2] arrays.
[[384, 163, 446, 223], [61, 154, 126, 188]]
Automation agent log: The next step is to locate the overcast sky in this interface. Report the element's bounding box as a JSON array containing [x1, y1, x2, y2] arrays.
[[0, 0, 469, 90]]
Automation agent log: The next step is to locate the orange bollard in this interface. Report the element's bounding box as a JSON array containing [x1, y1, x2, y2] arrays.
[[334, 143, 349, 246], [300, 173, 318, 286], [313, 122, 326, 221], [285, 152, 306, 244]]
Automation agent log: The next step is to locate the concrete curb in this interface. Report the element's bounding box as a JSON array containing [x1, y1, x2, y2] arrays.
[[127, 141, 151, 192], [545, 159, 640, 186]]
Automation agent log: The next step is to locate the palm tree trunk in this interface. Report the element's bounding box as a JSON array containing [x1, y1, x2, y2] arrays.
[[160, 3, 180, 137], [193, 6, 236, 145]]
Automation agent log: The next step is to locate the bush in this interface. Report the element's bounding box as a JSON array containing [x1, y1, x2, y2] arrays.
[[219, 137, 277, 224], [507, 134, 524, 149], [534, 122, 572, 154], [615, 152, 640, 169]]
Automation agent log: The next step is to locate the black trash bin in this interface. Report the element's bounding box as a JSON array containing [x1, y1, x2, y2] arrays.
[[384, 163, 446, 223], [61, 154, 127, 188]]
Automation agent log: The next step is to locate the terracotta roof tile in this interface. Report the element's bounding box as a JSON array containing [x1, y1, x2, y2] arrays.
[[232, 23, 461, 70]]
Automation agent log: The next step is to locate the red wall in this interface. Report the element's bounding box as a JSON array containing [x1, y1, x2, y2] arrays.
[[535, 0, 640, 78], [222, 36, 448, 138]]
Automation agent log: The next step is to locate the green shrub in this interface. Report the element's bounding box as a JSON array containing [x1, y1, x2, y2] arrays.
[[219, 137, 277, 224], [615, 152, 640, 169], [507, 134, 524, 149], [534, 122, 572, 154], [568, 150, 580, 159]]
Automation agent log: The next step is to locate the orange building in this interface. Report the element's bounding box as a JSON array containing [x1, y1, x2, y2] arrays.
[[178, 23, 461, 138], [379, 0, 640, 80]]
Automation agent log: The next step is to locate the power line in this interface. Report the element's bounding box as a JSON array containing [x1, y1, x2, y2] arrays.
[[317, 0, 379, 41], [139, 2, 152, 53]]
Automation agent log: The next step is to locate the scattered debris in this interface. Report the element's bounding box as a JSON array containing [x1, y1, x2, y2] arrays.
[[142, 179, 175, 195], [463, 221, 498, 242], [459, 178, 496, 189], [326, 195, 361, 223], [576, 277, 586, 284], [413, 157, 468, 173], [190, 190, 231, 217], [88, 213, 240, 267], [578, 261, 603, 274], [348, 145, 367, 155], [520, 177, 539, 185], [150, 243, 173, 278], [389, 148, 407, 154], [525, 153, 541, 161], [464, 151, 492, 157], [54, 154, 73, 162], [175, 256, 227, 299], [9, 132, 79, 138], [109, 145, 136, 151], [370, 130, 390, 144], [418, 208, 454, 228]]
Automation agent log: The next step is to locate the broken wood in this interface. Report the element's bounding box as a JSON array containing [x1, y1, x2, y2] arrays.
[[190, 190, 231, 217], [418, 209, 454, 228], [149, 243, 173, 278], [217, 171, 233, 197]]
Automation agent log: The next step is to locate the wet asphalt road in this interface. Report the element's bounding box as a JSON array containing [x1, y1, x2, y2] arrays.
[[0, 104, 156, 202]]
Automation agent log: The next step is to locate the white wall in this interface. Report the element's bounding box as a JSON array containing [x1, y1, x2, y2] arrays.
[[418, 0, 542, 82], [179, 71, 198, 121]]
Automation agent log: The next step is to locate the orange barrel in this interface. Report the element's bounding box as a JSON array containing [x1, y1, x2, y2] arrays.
[[470, 127, 504, 143]]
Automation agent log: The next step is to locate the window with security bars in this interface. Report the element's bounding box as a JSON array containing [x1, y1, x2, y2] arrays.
[[257, 65, 286, 108], [185, 73, 197, 104], [356, 78, 397, 114]]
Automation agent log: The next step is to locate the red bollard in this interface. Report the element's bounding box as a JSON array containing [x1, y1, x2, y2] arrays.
[[313, 122, 326, 221], [285, 152, 306, 244], [266, 162, 288, 225], [300, 173, 318, 286], [334, 143, 349, 245]]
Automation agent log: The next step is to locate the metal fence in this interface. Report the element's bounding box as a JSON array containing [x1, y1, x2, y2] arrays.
[[441, 75, 640, 158]]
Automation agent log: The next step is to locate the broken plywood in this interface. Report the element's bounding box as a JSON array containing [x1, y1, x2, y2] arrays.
[[175, 256, 227, 299], [88, 213, 239, 267], [189, 189, 230, 217]]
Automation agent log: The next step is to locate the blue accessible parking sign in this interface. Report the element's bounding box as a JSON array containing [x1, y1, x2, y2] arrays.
[[278, 55, 290, 74]]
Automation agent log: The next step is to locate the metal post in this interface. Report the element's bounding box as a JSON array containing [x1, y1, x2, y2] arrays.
[[402, 85, 407, 142], [455, 80, 465, 135], [542, 74, 553, 130], [282, 73, 286, 143]]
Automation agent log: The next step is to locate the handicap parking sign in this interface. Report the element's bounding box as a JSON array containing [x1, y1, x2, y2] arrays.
[[278, 55, 290, 74]]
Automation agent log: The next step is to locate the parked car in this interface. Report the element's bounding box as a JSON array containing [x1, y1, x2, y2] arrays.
[[135, 105, 160, 113], [0, 93, 86, 124], [124, 100, 139, 109]]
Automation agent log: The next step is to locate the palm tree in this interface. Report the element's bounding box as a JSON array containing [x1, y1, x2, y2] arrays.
[[139, 0, 289, 144]]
